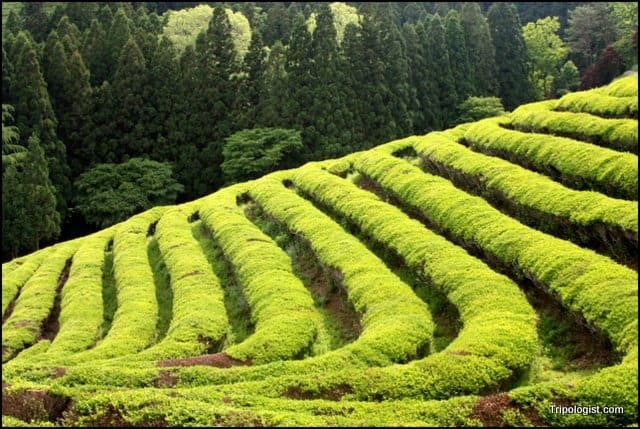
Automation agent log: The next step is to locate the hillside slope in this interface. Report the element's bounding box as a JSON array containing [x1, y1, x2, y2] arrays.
[[2, 76, 638, 427]]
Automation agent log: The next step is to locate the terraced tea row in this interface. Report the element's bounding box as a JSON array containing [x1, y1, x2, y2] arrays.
[[463, 117, 638, 200], [2, 75, 637, 427]]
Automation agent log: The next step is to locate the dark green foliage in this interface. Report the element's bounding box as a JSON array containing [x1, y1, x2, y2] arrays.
[[426, 14, 457, 129], [72, 158, 184, 228], [234, 30, 267, 130], [487, 2, 533, 110], [81, 19, 108, 86], [10, 32, 70, 222], [460, 2, 498, 96], [2, 135, 60, 258], [222, 128, 303, 184], [182, 6, 238, 196], [105, 8, 132, 82], [55, 16, 81, 54], [41, 31, 69, 117], [111, 37, 151, 159], [60, 51, 94, 178], [21, 2, 49, 42], [4, 10, 23, 36], [64, 2, 98, 32], [262, 2, 292, 46], [256, 41, 288, 128], [566, 3, 619, 71], [445, 10, 474, 108]]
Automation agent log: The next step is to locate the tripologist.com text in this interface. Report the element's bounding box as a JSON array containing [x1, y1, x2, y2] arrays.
[[550, 405, 624, 416]]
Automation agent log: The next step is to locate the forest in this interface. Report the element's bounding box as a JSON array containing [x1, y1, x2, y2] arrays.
[[2, 1, 638, 261]]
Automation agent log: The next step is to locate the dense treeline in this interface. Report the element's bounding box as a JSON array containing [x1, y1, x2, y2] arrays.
[[2, 1, 637, 260]]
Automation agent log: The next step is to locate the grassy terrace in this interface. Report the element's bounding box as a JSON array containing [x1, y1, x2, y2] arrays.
[[2, 75, 637, 427]]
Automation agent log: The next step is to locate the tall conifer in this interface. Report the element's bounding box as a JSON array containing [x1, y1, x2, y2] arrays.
[[487, 2, 533, 110]]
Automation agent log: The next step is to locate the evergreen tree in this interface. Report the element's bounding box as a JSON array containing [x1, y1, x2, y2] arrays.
[[3, 134, 60, 258], [445, 9, 474, 108], [257, 41, 289, 128], [487, 2, 533, 110], [55, 16, 82, 54], [97, 3, 114, 30], [4, 10, 23, 37], [111, 37, 150, 159], [426, 13, 457, 129], [81, 19, 109, 86], [304, 3, 352, 159], [400, 23, 423, 134], [41, 31, 69, 116], [184, 6, 238, 196], [147, 36, 179, 162], [284, 14, 314, 130], [235, 29, 267, 130], [263, 2, 291, 46], [22, 2, 49, 42], [65, 2, 99, 32], [10, 32, 70, 221], [105, 8, 132, 82], [460, 2, 498, 96], [2, 47, 13, 103], [61, 51, 95, 178]]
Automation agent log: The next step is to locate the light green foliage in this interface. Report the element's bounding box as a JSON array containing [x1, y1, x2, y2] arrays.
[[465, 113, 638, 200], [58, 207, 168, 364], [248, 176, 434, 367], [222, 128, 303, 185], [2, 248, 50, 314], [595, 74, 638, 97], [73, 157, 184, 228], [307, 2, 360, 45], [522, 16, 571, 98], [353, 151, 637, 352], [40, 230, 115, 358], [556, 90, 638, 119], [455, 96, 506, 124], [409, 128, 637, 249], [199, 186, 323, 364], [509, 99, 638, 153], [2, 240, 80, 362], [131, 205, 229, 361], [162, 5, 251, 61]]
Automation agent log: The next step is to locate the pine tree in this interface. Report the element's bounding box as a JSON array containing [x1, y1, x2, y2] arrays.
[[105, 8, 132, 82], [256, 41, 288, 129], [4, 10, 23, 36], [235, 29, 267, 130], [41, 31, 69, 116], [187, 6, 238, 194], [147, 36, 179, 162], [62, 51, 94, 178], [284, 14, 314, 130], [22, 2, 49, 42], [2, 47, 13, 103], [426, 13, 457, 129], [487, 2, 533, 110], [65, 2, 99, 32], [2, 134, 60, 258], [81, 19, 109, 86], [55, 16, 82, 54], [445, 9, 474, 109], [22, 135, 61, 250], [111, 37, 150, 159], [305, 3, 351, 159], [460, 2, 499, 96], [10, 32, 70, 222], [263, 2, 292, 46]]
